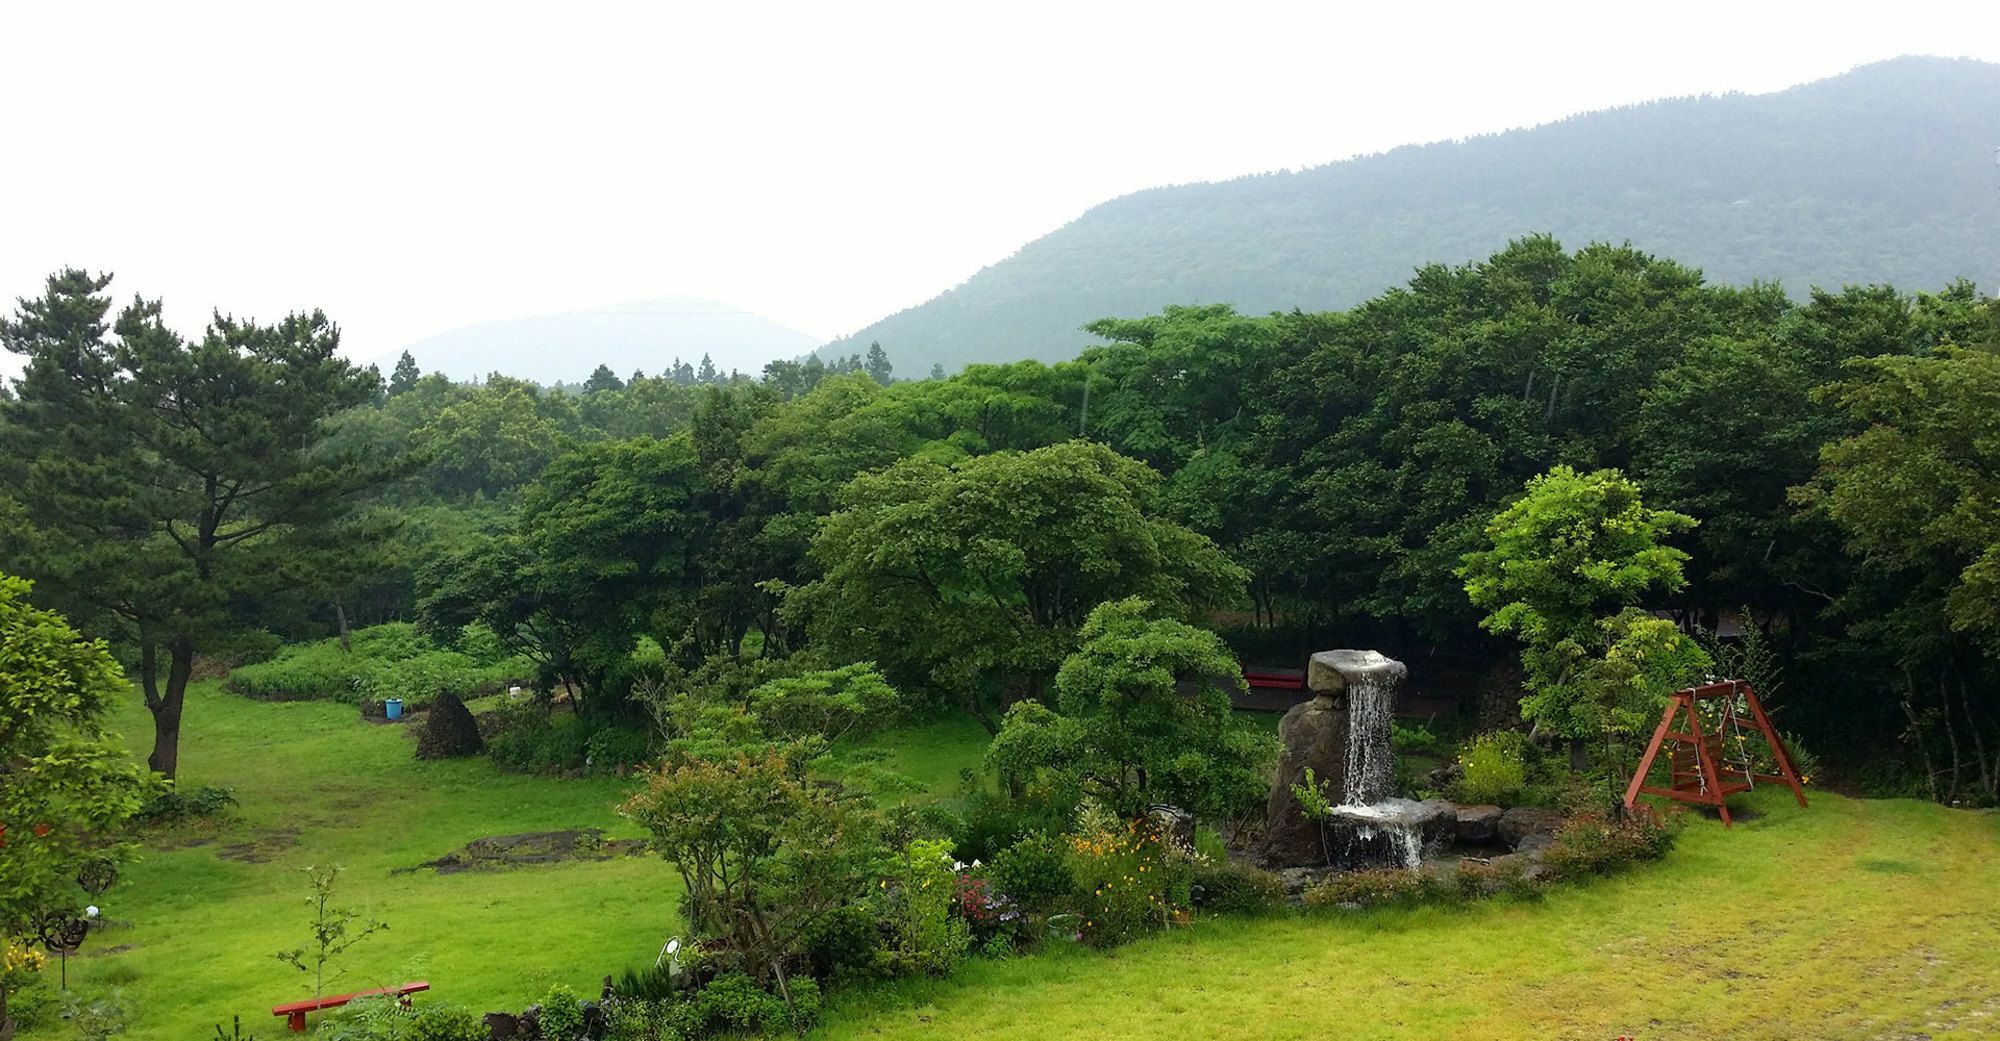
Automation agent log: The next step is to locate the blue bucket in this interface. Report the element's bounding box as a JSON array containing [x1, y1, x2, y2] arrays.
[[384, 698, 404, 720]]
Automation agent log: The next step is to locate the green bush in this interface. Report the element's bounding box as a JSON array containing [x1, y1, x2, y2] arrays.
[[1451, 731, 1529, 805], [134, 784, 237, 824], [1301, 866, 1446, 909], [988, 832, 1074, 914], [1065, 810, 1194, 947], [584, 726, 651, 771], [223, 622, 527, 708], [1541, 805, 1679, 881], [1189, 858, 1285, 913], [537, 983, 584, 1041], [409, 1003, 487, 1041], [490, 717, 593, 774], [800, 902, 884, 979], [685, 971, 817, 1035], [884, 838, 970, 975]]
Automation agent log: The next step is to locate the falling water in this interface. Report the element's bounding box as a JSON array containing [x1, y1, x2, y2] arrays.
[[1341, 664, 1395, 806], [1321, 651, 1431, 870]]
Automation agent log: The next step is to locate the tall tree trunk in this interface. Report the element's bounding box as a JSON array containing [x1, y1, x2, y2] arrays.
[[147, 634, 194, 780], [334, 599, 352, 653]]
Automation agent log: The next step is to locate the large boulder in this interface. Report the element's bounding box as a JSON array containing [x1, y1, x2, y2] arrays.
[[417, 692, 485, 760], [1498, 806, 1564, 851], [1453, 804, 1505, 845], [1260, 696, 1347, 867]]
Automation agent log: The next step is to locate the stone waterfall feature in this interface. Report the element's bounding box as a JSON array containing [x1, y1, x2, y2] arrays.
[[1261, 649, 1452, 870]]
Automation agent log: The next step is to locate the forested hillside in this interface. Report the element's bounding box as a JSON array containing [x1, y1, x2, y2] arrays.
[[825, 56, 2000, 373]]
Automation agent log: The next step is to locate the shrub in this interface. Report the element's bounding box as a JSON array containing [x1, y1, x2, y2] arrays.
[[490, 717, 594, 774], [1189, 858, 1285, 913], [884, 838, 970, 975], [584, 726, 651, 772], [1451, 731, 1528, 805], [135, 784, 238, 824], [1301, 866, 1445, 909], [1065, 810, 1193, 947], [685, 971, 817, 1035], [799, 902, 884, 979], [409, 1003, 486, 1041], [537, 983, 584, 1041], [988, 832, 1073, 914], [223, 622, 527, 707], [1541, 804, 1679, 882]]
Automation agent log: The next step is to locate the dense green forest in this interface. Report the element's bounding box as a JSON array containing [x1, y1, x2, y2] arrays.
[[825, 57, 2000, 375], [5, 235, 1998, 803]]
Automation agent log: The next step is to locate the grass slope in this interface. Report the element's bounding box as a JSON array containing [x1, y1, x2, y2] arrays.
[[61, 683, 678, 1038], [53, 683, 991, 1041], [821, 789, 2000, 1041], [31, 681, 2000, 1041]]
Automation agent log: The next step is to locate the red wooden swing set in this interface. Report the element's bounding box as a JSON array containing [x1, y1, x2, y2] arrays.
[[1623, 679, 1807, 827]]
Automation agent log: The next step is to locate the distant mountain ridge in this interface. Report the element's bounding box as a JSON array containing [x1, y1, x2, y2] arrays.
[[395, 298, 819, 385], [823, 56, 2000, 374]]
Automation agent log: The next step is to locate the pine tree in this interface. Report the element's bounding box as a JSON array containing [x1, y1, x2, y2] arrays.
[[928, 362, 947, 381], [865, 342, 893, 384], [697, 353, 718, 384], [388, 351, 421, 396], [0, 270, 385, 778], [584, 363, 625, 394]]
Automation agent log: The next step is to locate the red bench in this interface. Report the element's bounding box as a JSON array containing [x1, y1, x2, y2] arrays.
[[272, 981, 430, 1031]]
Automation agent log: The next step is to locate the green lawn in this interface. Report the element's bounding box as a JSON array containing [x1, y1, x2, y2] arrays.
[[820, 788, 2000, 1041], [25, 684, 2000, 1041], [25, 685, 985, 1040]]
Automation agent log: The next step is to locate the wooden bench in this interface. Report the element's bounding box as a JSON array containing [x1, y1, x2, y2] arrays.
[[272, 981, 430, 1031]]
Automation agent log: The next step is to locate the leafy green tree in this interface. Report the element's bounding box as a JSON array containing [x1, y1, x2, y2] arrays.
[[864, 342, 893, 384], [0, 573, 160, 933], [420, 436, 709, 710], [799, 440, 1245, 729], [412, 381, 570, 498], [1460, 466, 1696, 747], [387, 351, 421, 396], [1802, 332, 2000, 802], [987, 597, 1274, 818], [620, 748, 880, 1003], [1, 271, 383, 777], [696, 353, 719, 384], [927, 362, 946, 381]]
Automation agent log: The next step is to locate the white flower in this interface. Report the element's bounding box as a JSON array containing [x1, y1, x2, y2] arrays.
[[952, 860, 966, 871], [971, 860, 981, 868], [85, 906, 100, 918]]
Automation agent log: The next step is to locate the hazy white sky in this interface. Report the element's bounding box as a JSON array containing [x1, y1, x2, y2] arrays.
[[4, 0, 1999, 377]]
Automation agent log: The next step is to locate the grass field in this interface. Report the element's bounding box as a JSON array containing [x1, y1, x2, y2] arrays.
[[820, 789, 2000, 1041], [21, 682, 2000, 1041]]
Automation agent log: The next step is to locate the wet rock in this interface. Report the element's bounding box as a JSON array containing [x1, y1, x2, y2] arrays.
[[1260, 697, 1348, 867], [483, 1012, 520, 1040], [1498, 806, 1564, 849], [1453, 804, 1504, 845]]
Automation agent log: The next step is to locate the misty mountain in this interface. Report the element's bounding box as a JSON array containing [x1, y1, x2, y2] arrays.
[[823, 56, 2000, 374], [394, 299, 820, 385]]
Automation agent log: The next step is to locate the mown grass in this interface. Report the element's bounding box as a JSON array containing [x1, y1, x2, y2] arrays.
[[29, 682, 2000, 1041], [29, 682, 993, 1041], [819, 789, 2000, 1041]]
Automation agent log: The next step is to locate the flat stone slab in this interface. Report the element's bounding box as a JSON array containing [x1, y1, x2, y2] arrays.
[[1307, 649, 1408, 695]]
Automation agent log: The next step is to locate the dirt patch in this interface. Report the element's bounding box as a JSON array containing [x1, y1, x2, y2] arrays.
[[216, 827, 302, 864], [399, 829, 649, 875]]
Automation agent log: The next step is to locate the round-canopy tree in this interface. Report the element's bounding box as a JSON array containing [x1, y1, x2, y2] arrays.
[[798, 440, 1246, 730], [0, 573, 158, 936]]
